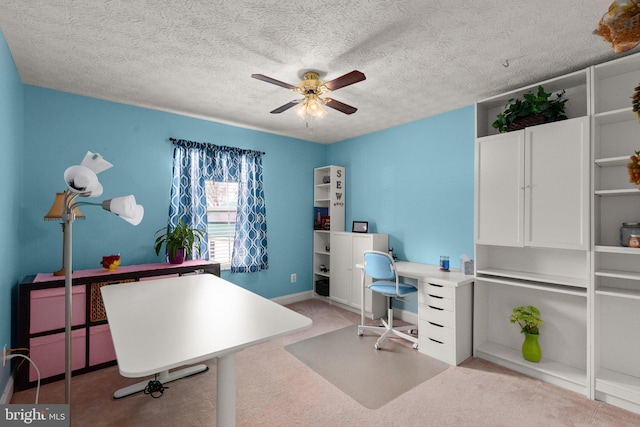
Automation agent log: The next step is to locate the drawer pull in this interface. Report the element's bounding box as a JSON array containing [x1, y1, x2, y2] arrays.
[[429, 283, 443, 287], [427, 294, 443, 299], [428, 338, 444, 344], [428, 321, 444, 328], [428, 305, 443, 311]]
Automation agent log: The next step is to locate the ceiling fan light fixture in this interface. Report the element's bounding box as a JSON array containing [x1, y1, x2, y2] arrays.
[[294, 95, 327, 120]]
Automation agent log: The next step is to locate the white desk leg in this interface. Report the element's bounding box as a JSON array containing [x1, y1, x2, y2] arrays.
[[217, 353, 236, 427]]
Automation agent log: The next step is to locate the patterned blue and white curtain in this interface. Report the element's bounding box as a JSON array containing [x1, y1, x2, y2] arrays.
[[169, 139, 268, 273]]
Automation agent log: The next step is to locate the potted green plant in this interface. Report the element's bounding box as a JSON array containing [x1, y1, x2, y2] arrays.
[[154, 218, 206, 264], [510, 305, 544, 362], [492, 85, 568, 133]]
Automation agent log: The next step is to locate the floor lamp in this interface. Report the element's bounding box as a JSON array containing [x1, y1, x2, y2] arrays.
[[59, 151, 144, 405]]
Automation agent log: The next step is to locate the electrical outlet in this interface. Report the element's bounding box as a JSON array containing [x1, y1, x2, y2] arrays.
[[290, 273, 297, 283]]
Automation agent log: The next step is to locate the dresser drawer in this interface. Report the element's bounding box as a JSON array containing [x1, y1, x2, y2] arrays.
[[418, 303, 454, 326], [420, 319, 454, 343], [421, 282, 454, 299], [420, 293, 454, 311]]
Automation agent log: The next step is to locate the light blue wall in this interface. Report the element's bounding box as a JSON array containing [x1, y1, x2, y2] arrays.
[[0, 29, 24, 396], [21, 86, 326, 300], [327, 106, 475, 312]]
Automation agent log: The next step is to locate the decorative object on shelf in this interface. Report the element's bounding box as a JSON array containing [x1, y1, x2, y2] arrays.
[[492, 86, 568, 133], [627, 150, 640, 188], [352, 221, 368, 233], [322, 175, 330, 183], [633, 84, 640, 121], [154, 218, 205, 264], [460, 255, 474, 275], [100, 254, 121, 271], [594, 0, 640, 53], [439, 256, 450, 272], [629, 234, 640, 248], [620, 222, 640, 246], [314, 207, 328, 230], [510, 305, 544, 362]]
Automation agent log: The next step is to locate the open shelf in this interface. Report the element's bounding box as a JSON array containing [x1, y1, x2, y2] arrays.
[[595, 188, 640, 196], [475, 342, 587, 394], [597, 286, 640, 300], [596, 269, 640, 281], [595, 245, 640, 254], [594, 107, 636, 124], [597, 369, 640, 406], [595, 156, 631, 167], [476, 268, 587, 291]]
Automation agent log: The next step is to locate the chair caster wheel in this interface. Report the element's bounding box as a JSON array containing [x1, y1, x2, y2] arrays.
[[413, 343, 419, 350], [374, 342, 381, 350], [357, 329, 364, 336]]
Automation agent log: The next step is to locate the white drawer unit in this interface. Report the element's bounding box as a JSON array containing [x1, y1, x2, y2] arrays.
[[395, 261, 474, 366]]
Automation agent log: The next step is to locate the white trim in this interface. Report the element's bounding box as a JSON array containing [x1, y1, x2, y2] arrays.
[[0, 373, 14, 404], [271, 291, 314, 306]]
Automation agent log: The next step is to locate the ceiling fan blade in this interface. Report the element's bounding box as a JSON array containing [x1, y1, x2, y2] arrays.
[[323, 70, 366, 91], [251, 74, 297, 90], [270, 100, 301, 114], [324, 98, 358, 115]]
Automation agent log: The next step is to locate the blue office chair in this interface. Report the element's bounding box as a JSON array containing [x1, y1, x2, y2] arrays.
[[357, 250, 418, 350]]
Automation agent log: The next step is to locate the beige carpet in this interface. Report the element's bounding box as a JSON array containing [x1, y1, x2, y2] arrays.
[[286, 325, 448, 409], [9, 298, 640, 426]]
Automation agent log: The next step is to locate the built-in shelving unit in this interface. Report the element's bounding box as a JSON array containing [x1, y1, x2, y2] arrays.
[[312, 166, 345, 297], [592, 51, 640, 413], [474, 67, 591, 397]]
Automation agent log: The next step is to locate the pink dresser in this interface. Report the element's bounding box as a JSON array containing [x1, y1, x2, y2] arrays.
[[17, 260, 220, 390]]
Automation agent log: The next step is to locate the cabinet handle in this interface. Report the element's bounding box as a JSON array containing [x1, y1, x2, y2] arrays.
[[427, 294, 443, 299], [428, 305, 443, 311], [428, 338, 444, 344], [429, 283, 443, 288], [428, 321, 444, 328]]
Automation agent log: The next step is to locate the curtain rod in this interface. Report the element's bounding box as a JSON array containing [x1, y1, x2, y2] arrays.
[[169, 138, 266, 155]]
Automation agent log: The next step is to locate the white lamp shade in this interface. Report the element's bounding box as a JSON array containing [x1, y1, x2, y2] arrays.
[[103, 195, 144, 225], [64, 165, 103, 197], [81, 151, 113, 174]]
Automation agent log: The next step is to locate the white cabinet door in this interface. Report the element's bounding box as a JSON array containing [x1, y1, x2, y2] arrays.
[[475, 131, 525, 246], [476, 118, 589, 250], [525, 117, 589, 250], [350, 234, 374, 311], [329, 232, 351, 305]]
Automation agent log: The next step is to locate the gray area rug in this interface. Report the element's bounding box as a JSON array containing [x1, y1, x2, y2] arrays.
[[285, 325, 449, 409]]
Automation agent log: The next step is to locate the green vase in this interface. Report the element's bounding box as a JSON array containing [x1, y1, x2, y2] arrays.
[[522, 333, 541, 362]]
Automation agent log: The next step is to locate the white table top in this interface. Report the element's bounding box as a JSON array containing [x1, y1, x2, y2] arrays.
[[101, 273, 312, 377], [356, 260, 474, 287]]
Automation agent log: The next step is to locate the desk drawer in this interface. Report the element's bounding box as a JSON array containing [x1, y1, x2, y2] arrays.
[[419, 303, 454, 326], [420, 293, 454, 311], [419, 321, 453, 364], [420, 320, 454, 344], [421, 282, 454, 299]]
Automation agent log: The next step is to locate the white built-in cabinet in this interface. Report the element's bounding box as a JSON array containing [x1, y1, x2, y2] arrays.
[[474, 69, 592, 397], [330, 232, 387, 319], [475, 52, 640, 414], [592, 53, 640, 413], [313, 166, 345, 297], [476, 117, 590, 250]]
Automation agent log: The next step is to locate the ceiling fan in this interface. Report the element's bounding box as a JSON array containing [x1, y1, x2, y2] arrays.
[[251, 70, 366, 118]]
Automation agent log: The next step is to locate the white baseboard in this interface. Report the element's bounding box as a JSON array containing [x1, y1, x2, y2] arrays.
[[272, 290, 314, 305], [0, 374, 14, 404]]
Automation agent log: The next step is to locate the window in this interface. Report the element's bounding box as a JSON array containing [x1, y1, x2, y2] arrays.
[[205, 180, 238, 269]]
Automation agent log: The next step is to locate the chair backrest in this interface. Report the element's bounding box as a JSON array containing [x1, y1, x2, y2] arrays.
[[363, 250, 397, 283]]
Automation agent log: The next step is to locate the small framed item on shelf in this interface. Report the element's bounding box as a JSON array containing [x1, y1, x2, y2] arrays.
[[352, 221, 368, 233]]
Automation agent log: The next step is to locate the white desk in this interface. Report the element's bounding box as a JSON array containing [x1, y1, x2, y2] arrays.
[[358, 261, 474, 364], [101, 273, 312, 427]]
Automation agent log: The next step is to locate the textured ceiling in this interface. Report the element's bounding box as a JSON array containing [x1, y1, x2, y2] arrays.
[[0, 1, 631, 144]]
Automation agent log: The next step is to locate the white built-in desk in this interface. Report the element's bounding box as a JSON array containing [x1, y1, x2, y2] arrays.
[[362, 261, 474, 365]]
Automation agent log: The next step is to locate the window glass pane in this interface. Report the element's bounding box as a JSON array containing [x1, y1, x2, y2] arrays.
[[205, 181, 238, 269]]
